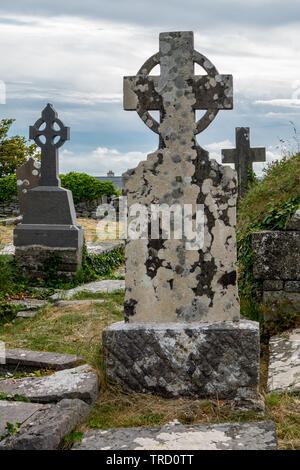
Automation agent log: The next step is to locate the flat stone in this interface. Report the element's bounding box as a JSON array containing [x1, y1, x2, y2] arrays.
[[0, 401, 44, 437], [284, 281, 300, 292], [73, 421, 277, 450], [0, 365, 99, 404], [263, 280, 283, 291], [2, 348, 83, 372], [9, 299, 46, 310], [49, 280, 125, 301], [86, 241, 124, 255], [0, 398, 89, 450], [286, 209, 300, 231], [16, 310, 38, 318], [0, 243, 14, 255], [267, 329, 300, 393], [103, 320, 263, 410], [252, 231, 300, 280], [0, 216, 22, 226]]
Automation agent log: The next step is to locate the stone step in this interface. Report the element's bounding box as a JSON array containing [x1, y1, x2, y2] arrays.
[[267, 328, 300, 394], [0, 365, 99, 404], [49, 279, 125, 301], [73, 421, 277, 450], [0, 399, 89, 450]]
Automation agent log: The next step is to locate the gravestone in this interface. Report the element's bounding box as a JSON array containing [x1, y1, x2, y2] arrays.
[[103, 32, 262, 409], [16, 158, 41, 214], [14, 104, 84, 279], [221, 127, 265, 198]]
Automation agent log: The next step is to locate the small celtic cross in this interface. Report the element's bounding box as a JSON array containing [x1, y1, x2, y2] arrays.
[[29, 103, 70, 186]]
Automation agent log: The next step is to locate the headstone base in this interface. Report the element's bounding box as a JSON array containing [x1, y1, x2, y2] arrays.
[[15, 244, 83, 280], [103, 320, 263, 412]]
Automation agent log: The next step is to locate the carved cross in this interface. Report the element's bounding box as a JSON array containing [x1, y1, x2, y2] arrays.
[[29, 103, 70, 187], [124, 31, 233, 139], [222, 127, 266, 197]]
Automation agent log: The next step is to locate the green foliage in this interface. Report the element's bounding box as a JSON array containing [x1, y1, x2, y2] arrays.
[[0, 119, 39, 178], [0, 392, 30, 402], [259, 296, 300, 343], [60, 172, 118, 203], [0, 174, 17, 202], [237, 153, 300, 299]]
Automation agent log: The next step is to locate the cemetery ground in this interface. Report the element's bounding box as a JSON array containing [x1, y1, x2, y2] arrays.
[[0, 154, 299, 450]]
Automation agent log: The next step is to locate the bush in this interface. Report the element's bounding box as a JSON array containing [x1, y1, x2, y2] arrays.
[[60, 172, 118, 204], [0, 174, 17, 203], [0, 172, 119, 204]]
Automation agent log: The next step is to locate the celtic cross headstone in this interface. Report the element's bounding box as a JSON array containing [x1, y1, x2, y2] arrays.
[[222, 127, 266, 197], [103, 32, 262, 410], [14, 104, 84, 279]]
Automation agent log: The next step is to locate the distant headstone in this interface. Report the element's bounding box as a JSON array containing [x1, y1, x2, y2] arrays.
[[14, 104, 84, 279], [103, 31, 262, 410], [16, 158, 40, 214], [221, 127, 266, 197]]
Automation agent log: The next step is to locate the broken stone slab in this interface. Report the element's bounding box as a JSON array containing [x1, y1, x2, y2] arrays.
[[16, 310, 38, 318], [49, 279, 125, 302], [1, 348, 83, 374], [0, 243, 14, 256], [0, 398, 89, 450], [267, 329, 300, 394], [9, 299, 47, 310], [0, 365, 99, 404], [0, 216, 22, 226], [73, 421, 277, 450], [0, 401, 44, 437], [86, 241, 124, 255], [103, 320, 263, 411]]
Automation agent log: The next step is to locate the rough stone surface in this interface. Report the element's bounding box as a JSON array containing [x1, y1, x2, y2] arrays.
[[263, 280, 283, 291], [263, 291, 300, 313], [49, 279, 125, 301], [267, 329, 300, 393], [0, 348, 83, 375], [0, 365, 99, 404], [286, 209, 300, 231], [0, 216, 22, 226], [252, 231, 300, 280], [103, 320, 262, 408], [16, 158, 40, 214], [0, 401, 44, 436], [0, 243, 14, 255], [55, 299, 105, 307], [9, 299, 46, 309], [86, 241, 124, 255], [0, 399, 89, 450], [222, 127, 265, 198], [14, 104, 83, 279], [73, 421, 277, 450], [123, 31, 239, 323], [285, 281, 300, 292]]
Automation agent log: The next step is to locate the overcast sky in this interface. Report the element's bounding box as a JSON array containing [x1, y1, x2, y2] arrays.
[[0, 0, 299, 176]]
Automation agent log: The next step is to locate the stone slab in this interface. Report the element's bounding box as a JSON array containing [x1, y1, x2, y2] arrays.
[[86, 241, 124, 255], [10, 299, 46, 310], [103, 320, 262, 410], [73, 421, 277, 450], [0, 216, 22, 226], [267, 329, 300, 393], [14, 224, 84, 248], [55, 300, 105, 307], [49, 279, 125, 301], [286, 209, 300, 231], [252, 231, 300, 280], [16, 310, 38, 318], [0, 243, 14, 255], [0, 401, 44, 437], [0, 365, 99, 404], [263, 291, 300, 313], [0, 398, 89, 450], [2, 348, 83, 372]]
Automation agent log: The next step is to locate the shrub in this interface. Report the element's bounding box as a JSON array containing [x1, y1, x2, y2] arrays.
[[60, 172, 118, 204], [0, 174, 17, 202]]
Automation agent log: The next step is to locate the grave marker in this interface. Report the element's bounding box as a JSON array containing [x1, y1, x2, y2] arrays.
[[16, 158, 40, 214], [221, 127, 266, 197]]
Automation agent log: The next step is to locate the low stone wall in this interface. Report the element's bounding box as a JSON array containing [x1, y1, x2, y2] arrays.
[[252, 211, 300, 316], [0, 195, 120, 220]]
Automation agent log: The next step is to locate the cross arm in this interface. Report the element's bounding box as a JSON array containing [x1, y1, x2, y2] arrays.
[[250, 147, 266, 163], [221, 149, 236, 164], [124, 76, 161, 111]]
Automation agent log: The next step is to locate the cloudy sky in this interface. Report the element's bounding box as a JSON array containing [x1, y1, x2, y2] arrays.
[[0, 0, 299, 176]]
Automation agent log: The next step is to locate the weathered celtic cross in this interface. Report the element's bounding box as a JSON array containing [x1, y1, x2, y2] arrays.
[[29, 103, 70, 187], [124, 31, 233, 139], [222, 127, 266, 198]]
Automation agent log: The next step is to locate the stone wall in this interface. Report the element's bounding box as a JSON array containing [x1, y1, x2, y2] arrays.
[[252, 210, 300, 316], [0, 195, 120, 220]]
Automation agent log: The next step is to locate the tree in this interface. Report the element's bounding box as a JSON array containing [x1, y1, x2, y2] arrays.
[[0, 119, 39, 178]]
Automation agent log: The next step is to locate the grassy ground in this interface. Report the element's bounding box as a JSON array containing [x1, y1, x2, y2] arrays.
[[0, 218, 124, 248], [0, 289, 299, 450]]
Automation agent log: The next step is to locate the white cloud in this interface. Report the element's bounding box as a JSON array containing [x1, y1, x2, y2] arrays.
[[60, 146, 146, 175], [255, 99, 300, 108]]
